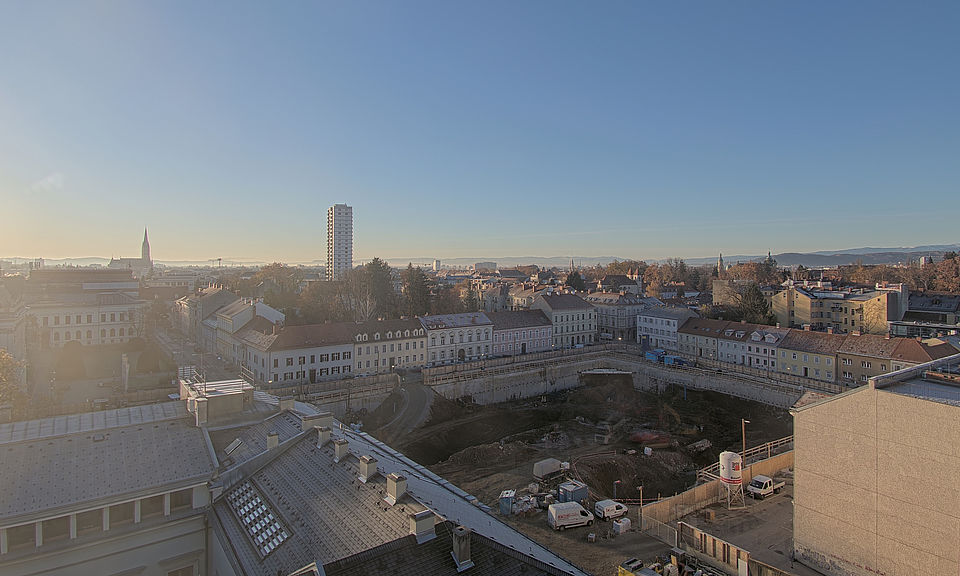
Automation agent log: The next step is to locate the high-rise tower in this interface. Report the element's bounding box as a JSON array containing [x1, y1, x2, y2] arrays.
[[326, 204, 353, 281]]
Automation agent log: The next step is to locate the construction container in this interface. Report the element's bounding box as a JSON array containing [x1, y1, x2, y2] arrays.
[[613, 517, 632, 534], [533, 458, 562, 480], [499, 490, 516, 516], [558, 479, 589, 503]]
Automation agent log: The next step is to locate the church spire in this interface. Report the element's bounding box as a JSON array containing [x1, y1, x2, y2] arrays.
[[717, 253, 725, 277], [142, 228, 151, 261]]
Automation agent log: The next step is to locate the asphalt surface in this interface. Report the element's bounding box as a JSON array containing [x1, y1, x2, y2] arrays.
[[377, 375, 434, 442]]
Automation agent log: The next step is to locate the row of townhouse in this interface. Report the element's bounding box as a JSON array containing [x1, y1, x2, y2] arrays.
[[677, 317, 957, 386], [214, 309, 557, 385]]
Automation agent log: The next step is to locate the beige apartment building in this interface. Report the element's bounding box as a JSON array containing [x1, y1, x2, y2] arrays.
[[772, 283, 907, 335], [531, 293, 596, 348], [792, 356, 960, 576], [353, 317, 427, 373], [836, 333, 956, 386]]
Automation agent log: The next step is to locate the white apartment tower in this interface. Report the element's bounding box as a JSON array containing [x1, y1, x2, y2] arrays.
[[326, 203, 353, 280]]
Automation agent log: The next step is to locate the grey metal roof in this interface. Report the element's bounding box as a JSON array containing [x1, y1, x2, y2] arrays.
[[0, 406, 216, 524], [208, 410, 304, 465], [419, 312, 493, 330], [0, 401, 188, 445], [883, 378, 960, 407]]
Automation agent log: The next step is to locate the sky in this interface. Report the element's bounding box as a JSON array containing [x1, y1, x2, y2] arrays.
[[1, 1, 959, 264]]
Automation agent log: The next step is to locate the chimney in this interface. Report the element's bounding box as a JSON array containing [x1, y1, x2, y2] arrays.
[[316, 426, 331, 447], [358, 455, 378, 483], [266, 431, 279, 450], [409, 510, 436, 544], [827, 327, 834, 334], [385, 473, 407, 505], [803, 324, 811, 331], [278, 397, 295, 411], [333, 438, 350, 462], [301, 411, 333, 430], [194, 397, 208, 426], [776, 323, 781, 328], [451, 525, 475, 572]]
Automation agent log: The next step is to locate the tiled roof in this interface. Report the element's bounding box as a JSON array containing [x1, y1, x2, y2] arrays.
[[908, 292, 960, 313], [678, 317, 731, 336], [420, 313, 492, 330], [486, 310, 552, 331], [639, 307, 698, 322], [268, 322, 358, 351], [323, 521, 570, 576], [208, 410, 304, 466], [779, 330, 848, 355], [890, 338, 958, 364], [216, 299, 252, 318], [838, 333, 903, 358], [355, 318, 424, 339], [533, 293, 593, 311]]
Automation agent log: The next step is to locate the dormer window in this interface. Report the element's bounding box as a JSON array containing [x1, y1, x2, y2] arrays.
[[374, 333, 381, 340]]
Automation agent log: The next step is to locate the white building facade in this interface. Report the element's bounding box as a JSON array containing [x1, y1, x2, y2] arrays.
[[637, 307, 697, 351], [421, 312, 493, 365], [531, 293, 596, 349]]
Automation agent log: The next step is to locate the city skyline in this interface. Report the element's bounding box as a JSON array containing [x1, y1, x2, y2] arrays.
[[2, 1, 959, 261]]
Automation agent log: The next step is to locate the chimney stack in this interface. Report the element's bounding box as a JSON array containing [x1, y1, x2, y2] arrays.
[[409, 510, 436, 544], [827, 327, 834, 334], [451, 525, 474, 572], [385, 473, 407, 505], [266, 431, 279, 450], [301, 411, 333, 430], [316, 426, 331, 447], [333, 438, 350, 462], [358, 455, 378, 483]]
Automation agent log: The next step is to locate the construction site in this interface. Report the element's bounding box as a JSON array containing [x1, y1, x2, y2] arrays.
[[366, 363, 797, 576]]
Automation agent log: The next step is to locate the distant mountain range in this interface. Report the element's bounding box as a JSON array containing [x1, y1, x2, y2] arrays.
[[3, 244, 958, 271]]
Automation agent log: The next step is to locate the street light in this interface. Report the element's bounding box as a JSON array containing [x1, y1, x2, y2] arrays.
[[614, 479, 621, 500], [741, 419, 750, 463]]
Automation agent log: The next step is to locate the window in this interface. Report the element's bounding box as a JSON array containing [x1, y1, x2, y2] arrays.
[[286, 358, 293, 366], [87, 314, 92, 323], [110, 328, 116, 337], [298, 356, 305, 365], [310, 355, 316, 363], [332, 352, 340, 361], [110, 313, 116, 322], [273, 359, 279, 368], [65, 315, 71, 325], [119, 328, 124, 337]]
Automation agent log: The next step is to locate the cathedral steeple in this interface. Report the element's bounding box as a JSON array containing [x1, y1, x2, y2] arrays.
[[717, 253, 725, 277], [142, 228, 151, 262]]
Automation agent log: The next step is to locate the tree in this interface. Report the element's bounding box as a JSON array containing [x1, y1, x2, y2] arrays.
[[297, 280, 352, 324], [343, 268, 377, 322], [0, 349, 26, 411], [364, 258, 398, 319], [739, 284, 775, 325], [401, 264, 432, 317], [565, 270, 587, 292]]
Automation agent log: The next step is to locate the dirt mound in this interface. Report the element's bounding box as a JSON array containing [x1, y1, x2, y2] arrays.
[[443, 440, 537, 468], [575, 450, 694, 499]]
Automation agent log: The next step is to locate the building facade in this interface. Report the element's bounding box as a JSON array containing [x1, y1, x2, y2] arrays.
[[421, 312, 493, 365], [637, 307, 698, 351], [531, 293, 596, 349], [582, 292, 659, 342], [353, 318, 427, 373], [326, 203, 353, 281], [486, 310, 553, 357], [792, 358, 960, 576], [777, 329, 846, 384]]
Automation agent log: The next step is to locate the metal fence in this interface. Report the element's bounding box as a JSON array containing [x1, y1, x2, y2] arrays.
[[641, 515, 678, 547], [698, 435, 794, 481]]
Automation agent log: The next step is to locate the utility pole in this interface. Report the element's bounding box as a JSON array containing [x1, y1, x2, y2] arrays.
[[742, 418, 750, 463]]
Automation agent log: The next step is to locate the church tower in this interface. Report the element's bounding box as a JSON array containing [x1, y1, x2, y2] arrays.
[[142, 228, 151, 262], [717, 253, 725, 277]]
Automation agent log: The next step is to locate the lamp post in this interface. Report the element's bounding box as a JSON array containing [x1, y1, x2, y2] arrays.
[[614, 479, 621, 500], [741, 419, 750, 463]]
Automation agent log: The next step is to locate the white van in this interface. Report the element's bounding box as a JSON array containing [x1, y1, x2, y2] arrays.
[[594, 499, 629, 521], [547, 502, 594, 531]]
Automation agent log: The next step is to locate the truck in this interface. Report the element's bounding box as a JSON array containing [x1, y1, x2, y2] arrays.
[[594, 499, 629, 521], [663, 355, 687, 367], [746, 475, 785, 499], [546, 502, 594, 530], [644, 349, 665, 363], [533, 458, 563, 480]]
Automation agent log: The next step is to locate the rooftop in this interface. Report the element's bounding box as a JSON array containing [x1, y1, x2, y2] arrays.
[[0, 402, 216, 525], [533, 293, 593, 311], [486, 310, 552, 330], [420, 312, 493, 329]]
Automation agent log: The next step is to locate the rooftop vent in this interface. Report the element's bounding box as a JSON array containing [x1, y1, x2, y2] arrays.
[[333, 438, 350, 463], [315, 426, 331, 448], [409, 510, 436, 544], [266, 431, 279, 450], [451, 525, 475, 572], [358, 455, 378, 483], [385, 473, 407, 506]]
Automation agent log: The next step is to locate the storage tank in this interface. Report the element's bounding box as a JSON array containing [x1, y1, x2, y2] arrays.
[[719, 451, 742, 485]]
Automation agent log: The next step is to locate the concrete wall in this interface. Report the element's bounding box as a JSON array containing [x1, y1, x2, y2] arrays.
[[427, 351, 807, 408], [793, 385, 960, 576], [642, 451, 794, 525]]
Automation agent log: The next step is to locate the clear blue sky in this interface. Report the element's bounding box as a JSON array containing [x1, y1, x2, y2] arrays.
[[2, 1, 958, 263]]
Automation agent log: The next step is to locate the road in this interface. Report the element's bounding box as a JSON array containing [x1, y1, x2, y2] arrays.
[[376, 374, 434, 443]]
